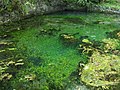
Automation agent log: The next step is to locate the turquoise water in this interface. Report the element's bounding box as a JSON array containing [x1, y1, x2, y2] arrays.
[[11, 12, 120, 90]]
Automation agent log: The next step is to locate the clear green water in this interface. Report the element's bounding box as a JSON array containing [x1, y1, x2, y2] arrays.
[[11, 12, 120, 90]]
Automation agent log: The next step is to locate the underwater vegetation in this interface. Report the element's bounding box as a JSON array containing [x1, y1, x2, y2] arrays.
[[80, 51, 120, 89], [0, 12, 120, 90], [0, 30, 25, 90], [77, 26, 120, 89], [79, 38, 120, 89], [106, 30, 120, 39]]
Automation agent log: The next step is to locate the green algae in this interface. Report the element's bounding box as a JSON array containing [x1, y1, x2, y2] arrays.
[[1, 12, 120, 90]]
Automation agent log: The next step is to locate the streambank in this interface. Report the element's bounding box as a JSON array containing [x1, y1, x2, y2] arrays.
[[1, 0, 120, 25], [89, 5, 120, 15], [0, 0, 65, 25]]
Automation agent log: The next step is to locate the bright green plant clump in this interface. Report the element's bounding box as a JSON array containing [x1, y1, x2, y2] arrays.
[[80, 33, 120, 89], [81, 51, 120, 89], [102, 38, 120, 51], [80, 37, 120, 89]]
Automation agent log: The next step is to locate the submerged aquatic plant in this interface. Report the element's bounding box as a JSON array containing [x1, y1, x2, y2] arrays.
[[79, 31, 120, 89], [106, 30, 120, 39], [2, 12, 120, 90], [59, 33, 79, 46], [102, 38, 120, 52], [80, 51, 120, 89]]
